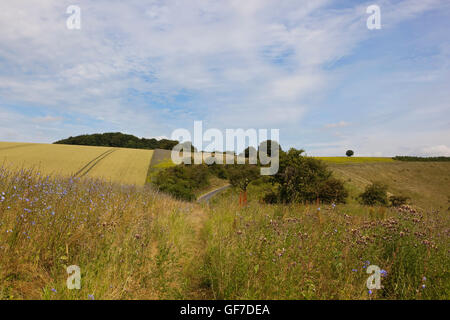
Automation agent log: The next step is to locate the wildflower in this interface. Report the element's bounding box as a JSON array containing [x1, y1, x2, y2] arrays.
[[368, 290, 372, 294], [422, 276, 426, 281], [88, 294, 95, 300], [380, 269, 387, 277], [422, 284, 426, 289], [352, 269, 358, 272], [51, 288, 57, 293]]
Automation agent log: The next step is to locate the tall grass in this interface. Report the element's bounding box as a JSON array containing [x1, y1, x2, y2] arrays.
[[1, 165, 448, 300], [0, 166, 199, 300], [202, 190, 450, 299]]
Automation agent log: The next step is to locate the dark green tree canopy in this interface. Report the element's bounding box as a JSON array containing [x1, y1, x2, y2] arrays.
[[228, 165, 260, 191], [54, 132, 180, 151], [346, 150, 354, 157], [270, 148, 348, 204]]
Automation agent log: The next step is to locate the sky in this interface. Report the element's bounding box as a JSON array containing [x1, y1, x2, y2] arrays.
[[0, 0, 449, 156]]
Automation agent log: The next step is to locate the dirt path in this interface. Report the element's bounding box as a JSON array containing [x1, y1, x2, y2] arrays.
[[183, 203, 214, 299]]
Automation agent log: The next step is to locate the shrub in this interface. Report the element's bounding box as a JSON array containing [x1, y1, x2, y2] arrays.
[[261, 191, 278, 204], [346, 150, 354, 157], [228, 165, 259, 191], [318, 178, 349, 204], [389, 195, 409, 207], [154, 164, 210, 201], [272, 148, 348, 204], [359, 182, 389, 206]]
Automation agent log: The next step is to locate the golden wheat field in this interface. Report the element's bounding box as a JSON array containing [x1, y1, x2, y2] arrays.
[[0, 142, 153, 186]]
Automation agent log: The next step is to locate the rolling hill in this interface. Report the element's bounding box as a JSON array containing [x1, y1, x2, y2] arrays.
[[0, 142, 153, 186]]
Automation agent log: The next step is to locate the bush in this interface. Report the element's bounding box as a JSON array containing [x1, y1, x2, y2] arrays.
[[346, 150, 354, 157], [154, 165, 210, 201], [272, 148, 348, 204], [228, 165, 260, 191], [318, 178, 349, 204], [262, 191, 278, 204], [359, 182, 389, 206], [389, 195, 409, 207]]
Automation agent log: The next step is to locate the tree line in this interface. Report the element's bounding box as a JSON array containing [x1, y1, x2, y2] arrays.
[[54, 132, 179, 150]]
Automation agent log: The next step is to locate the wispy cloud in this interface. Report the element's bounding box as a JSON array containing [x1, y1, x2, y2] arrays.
[[0, 0, 448, 155]]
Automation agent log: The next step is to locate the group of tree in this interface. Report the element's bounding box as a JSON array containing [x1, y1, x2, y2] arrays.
[[153, 141, 350, 205], [54, 132, 180, 151], [392, 156, 450, 162]]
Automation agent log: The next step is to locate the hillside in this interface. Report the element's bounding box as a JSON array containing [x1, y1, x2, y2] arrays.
[[328, 161, 450, 210], [0, 142, 153, 186]]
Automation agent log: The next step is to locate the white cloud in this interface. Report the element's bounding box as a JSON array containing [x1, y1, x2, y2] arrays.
[[0, 0, 447, 153], [413, 145, 450, 157]]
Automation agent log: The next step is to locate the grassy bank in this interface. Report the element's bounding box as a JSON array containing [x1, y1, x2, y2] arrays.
[[0, 166, 202, 299], [201, 192, 449, 299], [1, 163, 449, 300]]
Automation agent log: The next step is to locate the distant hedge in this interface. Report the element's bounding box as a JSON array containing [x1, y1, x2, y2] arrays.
[[393, 156, 450, 162], [54, 132, 179, 151]]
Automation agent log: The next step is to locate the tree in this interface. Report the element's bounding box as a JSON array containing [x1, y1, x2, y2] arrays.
[[243, 146, 258, 163], [258, 140, 281, 158], [271, 148, 348, 204], [346, 150, 354, 157], [228, 165, 259, 206]]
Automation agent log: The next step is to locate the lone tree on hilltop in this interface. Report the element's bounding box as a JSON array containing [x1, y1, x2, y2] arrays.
[[346, 150, 354, 157]]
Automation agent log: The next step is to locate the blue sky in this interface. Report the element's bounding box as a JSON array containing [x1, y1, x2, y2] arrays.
[[0, 0, 449, 156]]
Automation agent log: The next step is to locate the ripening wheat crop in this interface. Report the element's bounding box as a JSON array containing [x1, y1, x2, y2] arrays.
[[0, 142, 154, 186]]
